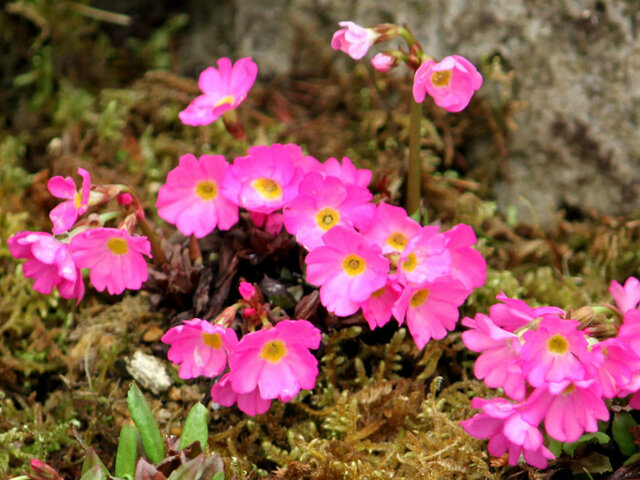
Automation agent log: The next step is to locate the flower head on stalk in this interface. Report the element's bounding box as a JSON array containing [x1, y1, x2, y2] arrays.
[[48, 167, 91, 234], [331, 21, 380, 60]]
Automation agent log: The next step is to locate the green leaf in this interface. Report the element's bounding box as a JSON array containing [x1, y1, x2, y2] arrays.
[[613, 412, 639, 457], [127, 383, 165, 464], [79, 464, 107, 480], [563, 431, 610, 457], [547, 438, 563, 458], [179, 402, 209, 451], [115, 423, 139, 478], [212, 473, 225, 480], [81, 448, 109, 477], [569, 451, 612, 475]]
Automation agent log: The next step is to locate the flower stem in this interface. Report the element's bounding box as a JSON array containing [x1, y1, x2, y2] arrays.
[[407, 98, 423, 215]]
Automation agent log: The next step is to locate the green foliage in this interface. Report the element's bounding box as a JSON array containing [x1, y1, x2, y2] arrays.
[[180, 402, 209, 451], [115, 424, 139, 479], [127, 383, 166, 464], [612, 412, 639, 457]]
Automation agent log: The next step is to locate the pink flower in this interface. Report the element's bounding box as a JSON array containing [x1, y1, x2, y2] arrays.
[[211, 373, 271, 416], [397, 226, 451, 285], [249, 212, 285, 236], [413, 55, 482, 112], [591, 338, 640, 398], [489, 293, 564, 332], [610, 277, 640, 313], [156, 154, 239, 237], [443, 224, 486, 289], [222, 144, 303, 214], [361, 279, 401, 330], [70, 227, 151, 295], [320, 157, 372, 188], [462, 313, 526, 401], [331, 21, 380, 60], [161, 319, 238, 379], [392, 278, 469, 349], [239, 281, 257, 301], [305, 226, 389, 316], [228, 320, 321, 400], [8, 231, 84, 302], [520, 316, 593, 387], [179, 57, 258, 126], [371, 52, 396, 72], [283, 172, 375, 250], [48, 167, 91, 234], [363, 202, 421, 255]]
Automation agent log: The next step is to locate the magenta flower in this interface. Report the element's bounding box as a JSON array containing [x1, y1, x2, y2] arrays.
[[392, 278, 469, 349], [238, 281, 257, 301], [222, 144, 303, 214], [211, 373, 271, 416], [443, 224, 486, 289], [371, 52, 396, 72], [320, 157, 372, 188], [363, 202, 421, 255], [228, 320, 321, 400], [48, 167, 91, 234], [520, 316, 593, 387], [361, 279, 401, 330], [156, 154, 239, 237], [161, 319, 238, 379], [179, 57, 258, 126], [397, 226, 451, 285], [70, 227, 151, 295], [8, 231, 84, 302], [283, 173, 375, 250], [305, 226, 389, 316], [462, 313, 526, 401], [331, 21, 380, 60], [413, 55, 482, 112], [610, 277, 640, 313], [591, 338, 640, 398], [489, 293, 565, 332]]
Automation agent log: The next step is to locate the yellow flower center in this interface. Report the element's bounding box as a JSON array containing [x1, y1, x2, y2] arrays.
[[342, 254, 366, 276], [202, 332, 223, 349], [74, 191, 82, 209], [106, 237, 128, 255], [260, 340, 287, 363], [195, 180, 218, 200], [562, 383, 576, 396], [410, 289, 429, 308], [547, 334, 569, 354], [371, 286, 386, 299], [431, 70, 452, 87], [252, 178, 283, 200], [386, 231, 408, 251], [214, 94, 235, 108], [401, 252, 418, 272], [315, 207, 340, 231]]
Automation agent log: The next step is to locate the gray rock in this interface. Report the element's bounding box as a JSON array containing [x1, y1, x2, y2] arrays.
[[126, 350, 172, 395]]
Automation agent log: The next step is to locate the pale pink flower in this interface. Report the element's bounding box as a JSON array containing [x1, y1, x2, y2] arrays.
[[489, 293, 565, 332], [462, 313, 526, 401], [157, 154, 239, 237], [283, 172, 375, 250], [610, 277, 640, 313], [228, 320, 321, 400], [443, 224, 486, 289], [397, 226, 451, 285], [413, 55, 482, 112], [331, 21, 380, 60], [520, 316, 593, 387], [211, 373, 271, 416], [363, 202, 421, 255], [361, 279, 401, 330], [179, 57, 257, 126], [371, 52, 396, 72], [238, 281, 257, 301], [70, 227, 151, 295], [320, 157, 372, 188], [392, 278, 469, 349], [222, 144, 303, 214], [305, 226, 389, 316], [8, 231, 84, 302], [161, 319, 238, 379], [48, 167, 91, 234]]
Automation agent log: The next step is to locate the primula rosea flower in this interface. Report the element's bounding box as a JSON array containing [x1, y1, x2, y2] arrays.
[[444, 224, 486, 289], [331, 21, 380, 60], [364, 202, 421, 255], [238, 281, 257, 301], [211, 373, 271, 416], [610, 276, 640, 313], [520, 316, 593, 387], [413, 55, 482, 112], [156, 153, 238, 237], [283, 172, 375, 250], [8, 231, 84, 302], [305, 226, 389, 316], [361, 279, 401, 330], [320, 156, 372, 188], [371, 52, 396, 72], [228, 320, 321, 401], [70, 227, 151, 295], [392, 278, 470, 349], [162, 319, 237, 379], [48, 167, 91, 234], [179, 57, 258, 126], [489, 293, 565, 332], [222, 144, 303, 214], [591, 337, 640, 398], [397, 226, 451, 285]]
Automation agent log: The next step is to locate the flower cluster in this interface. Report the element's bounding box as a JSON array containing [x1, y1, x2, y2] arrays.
[[461, 280, 640, 468], [8, 168, 152, 301]]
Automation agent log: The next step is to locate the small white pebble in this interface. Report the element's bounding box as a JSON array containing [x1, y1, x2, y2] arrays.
[[126, 350, 172, 394]]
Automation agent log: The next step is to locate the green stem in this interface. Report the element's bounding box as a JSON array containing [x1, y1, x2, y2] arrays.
[[407, 99, 423, 215]]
